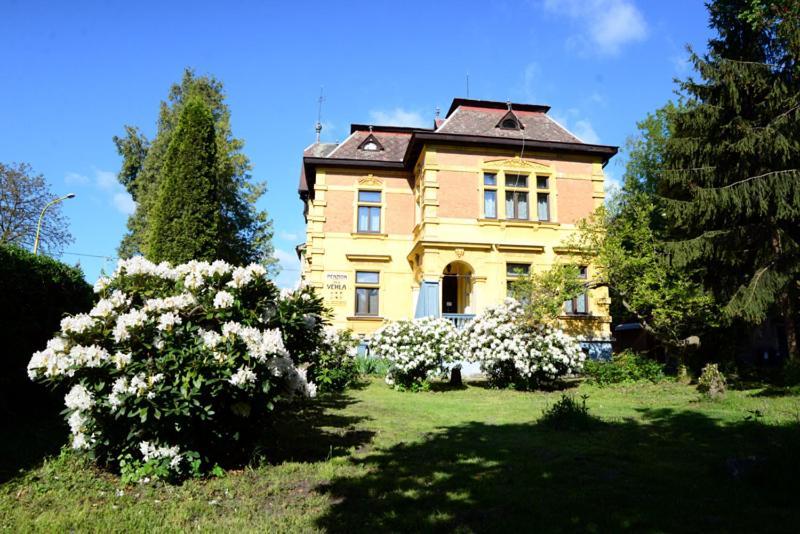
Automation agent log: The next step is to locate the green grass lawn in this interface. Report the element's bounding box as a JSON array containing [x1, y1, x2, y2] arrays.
[[2, 378, 800, 533]]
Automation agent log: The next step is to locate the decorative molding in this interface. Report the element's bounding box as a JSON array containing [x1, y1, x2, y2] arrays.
[[346, 253, 392, 263], [454, 248, 465, 258], [358, 174, 383, 187], [482, 156, 553, 172], [552, 246, 589, 255], [496, 244, 546, 254]]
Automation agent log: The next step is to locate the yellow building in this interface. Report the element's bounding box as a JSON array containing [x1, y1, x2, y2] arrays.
[[298, 98, 617, 357]]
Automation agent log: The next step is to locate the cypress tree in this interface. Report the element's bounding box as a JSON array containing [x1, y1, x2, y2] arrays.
[[659, 0, 800, 358], [147, 96, 221, 263], [114, 69, 276, 269]]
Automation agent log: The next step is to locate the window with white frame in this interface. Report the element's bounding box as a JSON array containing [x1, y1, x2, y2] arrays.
[[355, 271, 380, 316], [357, 190, 381, 233]]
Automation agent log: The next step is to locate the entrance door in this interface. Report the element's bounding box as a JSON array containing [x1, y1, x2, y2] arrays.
[[442, 275, 458, 314]]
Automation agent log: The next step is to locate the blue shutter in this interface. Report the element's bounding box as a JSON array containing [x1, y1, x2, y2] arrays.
[[414, 280, 440, 318]]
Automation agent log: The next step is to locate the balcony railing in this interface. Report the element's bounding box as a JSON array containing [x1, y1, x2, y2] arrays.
[[442, 313, 475, 330]]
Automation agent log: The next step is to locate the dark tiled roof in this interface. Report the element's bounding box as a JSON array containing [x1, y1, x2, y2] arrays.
[[325, 130, 411, 162], [436, 106, 582, 143], [299, 98, 618, 195], [303, 143, 338, 157]]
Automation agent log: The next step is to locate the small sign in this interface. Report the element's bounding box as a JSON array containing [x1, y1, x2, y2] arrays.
[[324, 271, 349, 305]]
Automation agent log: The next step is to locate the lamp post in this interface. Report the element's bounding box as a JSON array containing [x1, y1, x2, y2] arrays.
[[33, 193, 75, 255]]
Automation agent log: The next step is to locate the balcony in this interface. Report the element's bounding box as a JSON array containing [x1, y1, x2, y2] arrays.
[[442, 313, 475, 330]]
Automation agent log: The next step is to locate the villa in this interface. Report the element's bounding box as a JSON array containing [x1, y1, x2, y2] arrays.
[[297, 97, 618, 357]]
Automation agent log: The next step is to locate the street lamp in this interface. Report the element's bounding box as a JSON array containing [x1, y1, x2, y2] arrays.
[[33, 193, 76, 255]]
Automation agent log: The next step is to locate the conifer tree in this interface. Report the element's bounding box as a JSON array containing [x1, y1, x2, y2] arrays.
[[114, 69, 276, 269], [147, 97, 220, 263], [659, 0, 799, 358]]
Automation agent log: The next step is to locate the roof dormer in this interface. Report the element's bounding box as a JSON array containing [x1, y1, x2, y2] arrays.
[[358, 132, 384, 152], [496, 109, 524, 130]]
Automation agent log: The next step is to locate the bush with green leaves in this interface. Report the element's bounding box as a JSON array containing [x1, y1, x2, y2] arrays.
[[370, 317, 460, 391], [27, 257, 316, 482], [355, 355, 390, 377], [463, 299, 585, 390], [540, 394, 594, 430], [697, 363, 727, 399], [583, 350, 666, 386], [1, 244, 93, 420], [307, 326, 360, 393], [273, 286, 327, 365]]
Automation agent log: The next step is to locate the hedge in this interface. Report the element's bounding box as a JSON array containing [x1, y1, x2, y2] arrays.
[[0, 244, 93, 421]]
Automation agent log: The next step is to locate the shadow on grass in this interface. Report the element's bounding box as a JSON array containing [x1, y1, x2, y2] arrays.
[[255, 392, 375, 465], [316, 407, 800, 533], [0, 413, 67, 484], [463, 378, 581, 393]]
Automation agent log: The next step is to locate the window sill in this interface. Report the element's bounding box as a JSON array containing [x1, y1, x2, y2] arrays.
[[560, 314, 594, 320], [351, 232, 388, 239], [347, 316, 384, 322]]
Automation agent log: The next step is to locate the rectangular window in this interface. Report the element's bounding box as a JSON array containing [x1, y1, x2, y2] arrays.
[[537, 193, 550, 222], [483, 173, 497, 219], [484, 190, 497, 218], [537, 176, 549, 190], [355, 271, 379, 316], [357, 190, 381, 233], [565, 266, 589, 315], [506, 191, 529, 220], [506, 263, 530, 298], [358, 190, 381, 203], [505, 174, 528, 188]]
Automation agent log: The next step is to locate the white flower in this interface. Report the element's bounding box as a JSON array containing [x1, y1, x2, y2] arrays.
[[199, 329, 223, 349], [143, 293, 196, 313], [93, 276, 112, 293], [213, 290, 235, 309], [64, 384, 94, 411], [68, 410, 88, 434], [157, 312, 182, 332], [72, 432, 91, 450], [113, 309, 149, 343], [226, 263, 267, 289], [112, 351, 132, 369], [61, 314, 95, 335], [229, 366, 257, 388]]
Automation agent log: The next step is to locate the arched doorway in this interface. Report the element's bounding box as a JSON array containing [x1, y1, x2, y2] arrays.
[[441, 261, 473, 315]]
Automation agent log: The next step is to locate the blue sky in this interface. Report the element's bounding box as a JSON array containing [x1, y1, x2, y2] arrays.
[[1, 0, 712, 288]]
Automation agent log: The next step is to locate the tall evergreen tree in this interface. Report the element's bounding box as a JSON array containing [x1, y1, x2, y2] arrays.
[[114, 69, 276, 269], [147, 97, 220, 263], [659, 0, 800, 358]]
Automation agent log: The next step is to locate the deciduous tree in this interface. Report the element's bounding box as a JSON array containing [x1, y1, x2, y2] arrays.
[[0, 162, 73, 255]]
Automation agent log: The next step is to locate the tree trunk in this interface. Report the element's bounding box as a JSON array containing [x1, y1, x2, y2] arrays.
[[780, 288, 799, 361]]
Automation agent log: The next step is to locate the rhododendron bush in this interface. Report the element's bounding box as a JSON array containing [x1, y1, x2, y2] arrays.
[[28, 257, 316, 482], [463, 299, 585, 389], [370, 317, 459, 390]]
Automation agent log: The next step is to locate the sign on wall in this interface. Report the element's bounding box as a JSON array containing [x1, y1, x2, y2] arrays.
[[324, 271, 349, 306]]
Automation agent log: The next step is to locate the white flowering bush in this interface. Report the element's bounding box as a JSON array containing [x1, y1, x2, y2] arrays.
[[463, 299, 585, 389], [28, 256, 316, 483], [308, 326, 360, 392], [370, 317, 460, 390]]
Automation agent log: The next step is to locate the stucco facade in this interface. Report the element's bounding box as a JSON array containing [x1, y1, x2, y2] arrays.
[[298, 98, 618, 357]]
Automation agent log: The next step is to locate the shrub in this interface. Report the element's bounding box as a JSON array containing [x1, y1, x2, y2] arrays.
[[540, 394, 594, 430], [0, 244, 93, 420], [307, 326, 360, 393], [697, 363, 727, 398], [583, 350, 666, 386], [370, 317, 460, 391], [273, 286, 327, 366], [27, 257, 316, 482], [463, 299, 585, 389], [355, 355, 390, 377]]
